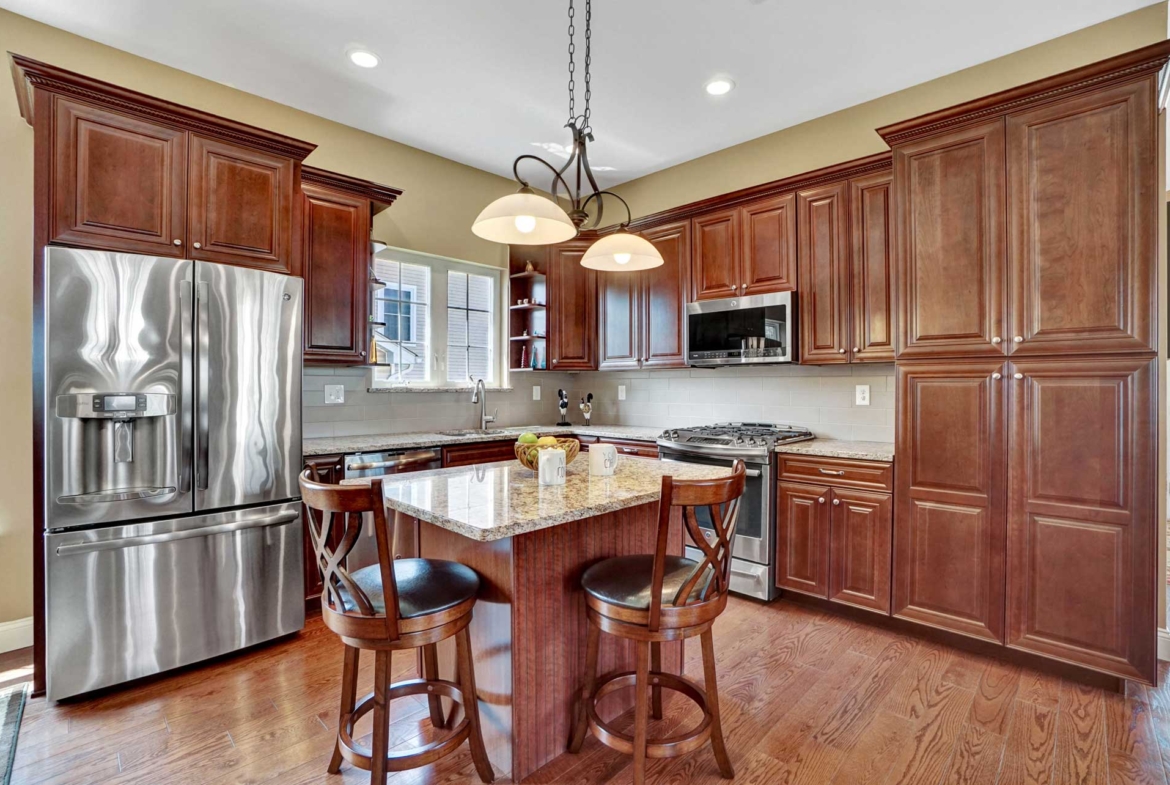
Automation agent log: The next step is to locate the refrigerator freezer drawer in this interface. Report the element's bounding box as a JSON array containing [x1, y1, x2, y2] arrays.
[[45, 501, 304, 701]]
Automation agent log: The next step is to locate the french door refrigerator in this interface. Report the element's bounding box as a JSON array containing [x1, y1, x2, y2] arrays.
[[42, 247, 304, 701]]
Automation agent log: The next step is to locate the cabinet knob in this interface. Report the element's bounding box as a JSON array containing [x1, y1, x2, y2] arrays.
[[173, 239, 182, 246], [360, 351, 366, 358], [818, 497, 826, 504], [991, 336, 1002, 344], [838, 348, 846, 354], [992, 372, 1002, 380], [193, 242, 202, 249], [1013, 336, 1023, 343], [832, 498, 840, 506], [852, 347, 859, 352], [552, 358, 557, 364], [1013, 373, 1024, 380]]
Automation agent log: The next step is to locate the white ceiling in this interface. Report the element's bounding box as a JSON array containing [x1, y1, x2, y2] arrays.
[[2, 0, 1154, 188]]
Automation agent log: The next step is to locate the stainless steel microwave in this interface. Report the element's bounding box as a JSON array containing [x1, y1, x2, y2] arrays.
[[686, 291, 796, 367]]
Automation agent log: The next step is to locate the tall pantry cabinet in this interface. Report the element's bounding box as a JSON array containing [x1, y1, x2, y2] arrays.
[[880, 42, 1168, 683]]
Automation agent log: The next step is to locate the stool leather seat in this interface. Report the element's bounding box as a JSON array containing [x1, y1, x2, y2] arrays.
[[338, 559, 480, 618], [582, 555, 709, 611]]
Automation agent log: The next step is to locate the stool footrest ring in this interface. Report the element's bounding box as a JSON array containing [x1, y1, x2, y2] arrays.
[[585, 670, 713, 759]]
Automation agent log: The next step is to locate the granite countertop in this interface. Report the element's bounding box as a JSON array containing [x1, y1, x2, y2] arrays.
[[304, 424, 663, 457], [341, 456, 730, 541], [776, 439, 895, 462]]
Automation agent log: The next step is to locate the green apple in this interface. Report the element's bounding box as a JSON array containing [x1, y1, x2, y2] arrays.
[[517, 432, 539, 445]]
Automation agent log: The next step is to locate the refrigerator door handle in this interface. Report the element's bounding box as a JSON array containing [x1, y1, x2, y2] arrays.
[[179, 279, 193, 494], [195, 280, 210, 491], [54, 510, 299, 556]]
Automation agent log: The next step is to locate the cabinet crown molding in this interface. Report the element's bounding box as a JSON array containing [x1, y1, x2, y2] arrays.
[[301, 165, 403, 213], [9, 53, 317, 161], [877, 39, 1170, 146]]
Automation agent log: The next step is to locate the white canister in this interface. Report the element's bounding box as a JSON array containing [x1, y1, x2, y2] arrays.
[[538, 448, 567, 486], [589, 443, 618, 477]]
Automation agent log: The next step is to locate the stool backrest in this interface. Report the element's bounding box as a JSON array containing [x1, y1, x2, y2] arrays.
[[649, 460, 747, 631], [299, 469, 400, 640]]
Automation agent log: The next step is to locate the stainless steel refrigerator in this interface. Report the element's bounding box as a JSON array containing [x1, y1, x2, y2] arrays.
[[42, 247, 304, 701]]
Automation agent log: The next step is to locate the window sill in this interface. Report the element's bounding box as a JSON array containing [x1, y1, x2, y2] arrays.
[[367, 385, 514, 394]]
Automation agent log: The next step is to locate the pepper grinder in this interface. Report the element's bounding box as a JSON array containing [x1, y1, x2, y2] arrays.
[[579, 393, 593, 426], [556, 389, 571, 426]]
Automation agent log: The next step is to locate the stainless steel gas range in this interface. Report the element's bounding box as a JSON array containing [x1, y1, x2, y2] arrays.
[[657, 422, 813, 601]]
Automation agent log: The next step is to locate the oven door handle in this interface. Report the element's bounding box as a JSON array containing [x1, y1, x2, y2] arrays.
[[659, 457, 761, 478]]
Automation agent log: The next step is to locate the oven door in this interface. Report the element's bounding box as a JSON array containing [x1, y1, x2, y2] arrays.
[[658, 452, 771, 565]]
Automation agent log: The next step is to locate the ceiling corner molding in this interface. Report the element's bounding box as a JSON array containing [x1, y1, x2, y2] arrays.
[[877, 39, 1170, 146]]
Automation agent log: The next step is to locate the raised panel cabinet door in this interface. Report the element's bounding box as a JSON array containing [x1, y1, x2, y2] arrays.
[[798, 181, 851, 363], [301, 184, 370, 365], [640, 221, 690, 369], [1006, 80, 1156, 357], [895, 119, 1007, 359], [1006, 357, 1156, 683], [850, 171, 895, 363], [829, 488, 892, 615], [776, 481, 831, 597], [894, 360, 1006, 642], [740, 192, 797, 295], [548, 242, 597, 370], [598, 269, 641, 370], [691, 208, 741, 301], [51, 97, 187, 256], [188, 134, 295, 273]]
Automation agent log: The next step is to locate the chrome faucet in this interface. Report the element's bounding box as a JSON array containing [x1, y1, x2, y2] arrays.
[[471, 379, 497, 430]]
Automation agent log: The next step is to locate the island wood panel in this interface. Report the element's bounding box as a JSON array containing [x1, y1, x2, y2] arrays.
[[850, 170, 895, 362], [1006, 356, 1156, 684], [1005, 79, 1156, 357], [640, 221, 691, 369], [691, 207, 741, 301], [418, 502, 684, 782], [894, 119, 1007, 359], [894, 360, 1006, 643], [797, 181, 851, 363], [740, 192, 797, 295]]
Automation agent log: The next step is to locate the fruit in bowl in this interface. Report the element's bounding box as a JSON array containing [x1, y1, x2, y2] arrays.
[[514, 435, 581, 471]]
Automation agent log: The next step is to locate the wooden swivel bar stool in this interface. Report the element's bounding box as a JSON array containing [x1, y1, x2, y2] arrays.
[[568, 461, 746, 784], [299, 470, 494, 784]]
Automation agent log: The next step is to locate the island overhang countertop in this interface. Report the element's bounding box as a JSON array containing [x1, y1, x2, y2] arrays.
[[341, 455, 732, 542]]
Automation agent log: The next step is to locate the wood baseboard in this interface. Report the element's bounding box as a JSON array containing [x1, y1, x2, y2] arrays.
[[1158, 628, 1170, 662], [0, 617, 33, 654]]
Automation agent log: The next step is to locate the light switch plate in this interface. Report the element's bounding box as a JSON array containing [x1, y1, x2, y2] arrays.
[[324, 384, 345, 405], [855, 384, 870, 406], [618, 385, 627, 401], [532, 385, 541, 401]]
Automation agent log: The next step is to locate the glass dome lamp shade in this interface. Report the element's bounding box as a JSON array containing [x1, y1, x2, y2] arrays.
[[581, 231, 663, 272], [471, 188, 577, 245]]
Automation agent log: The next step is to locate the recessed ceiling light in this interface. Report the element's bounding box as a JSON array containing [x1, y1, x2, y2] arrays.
[[347, 49, 380, 68], [705, 78, 735, 96]]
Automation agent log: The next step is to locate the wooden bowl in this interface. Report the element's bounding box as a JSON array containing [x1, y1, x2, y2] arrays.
[[514, 438, 581, 471]]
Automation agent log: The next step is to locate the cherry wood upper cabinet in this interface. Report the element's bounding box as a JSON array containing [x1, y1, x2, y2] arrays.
[[829, 487, 892, 615], [893, 120, 1007, 359], [1005, 357, 1156, 683], [798, 181, 851, 363], [776, 481, 831, 598], [188, 135, 295, 273], [1006, 81, 1156, 357], [49, 98, 188, 257], [740, 193, 797, 296], [597, 267, 641, 371], [548, 242, 597, 370], [894, 360, 1006, 643], [850, 171, 895, 363], [691, 208, 740, 301], [640, 221, 690, 369]]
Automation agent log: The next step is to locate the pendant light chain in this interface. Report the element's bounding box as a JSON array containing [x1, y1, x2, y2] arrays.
[[566, 0, 576, 126], [583, 0, 592, 134], [566, 0, 592, 131]]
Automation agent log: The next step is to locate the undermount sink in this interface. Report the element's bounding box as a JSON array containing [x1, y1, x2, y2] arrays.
[[437, 429, 503, 437]]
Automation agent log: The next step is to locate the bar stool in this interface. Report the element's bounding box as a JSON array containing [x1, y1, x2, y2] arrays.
[[567, 461, 747, 784], [299, 470, 494, 785]]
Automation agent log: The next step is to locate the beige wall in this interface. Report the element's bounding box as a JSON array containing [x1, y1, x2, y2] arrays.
[[614, 3, 1168, 219], [0, 8, 517, 624]]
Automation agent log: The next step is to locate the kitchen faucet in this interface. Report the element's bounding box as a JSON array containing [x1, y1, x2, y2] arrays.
[[471, 379, 497, 430]]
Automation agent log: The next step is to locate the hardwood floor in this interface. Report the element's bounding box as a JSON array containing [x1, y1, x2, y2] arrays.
[[8, 596, 1170, 784]]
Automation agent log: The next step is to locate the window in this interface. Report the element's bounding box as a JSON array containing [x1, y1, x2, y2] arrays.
[[370, 247, 504, 388]]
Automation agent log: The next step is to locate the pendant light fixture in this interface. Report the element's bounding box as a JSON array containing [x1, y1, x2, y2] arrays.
[[471, 0, 662, 271]]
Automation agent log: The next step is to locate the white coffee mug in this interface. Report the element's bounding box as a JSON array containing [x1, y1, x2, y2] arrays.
[[538, 448, 567, 486], [589, 443, 618, 477]]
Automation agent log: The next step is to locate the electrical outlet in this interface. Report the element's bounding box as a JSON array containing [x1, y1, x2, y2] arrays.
[[855, 384, 870, 406], [324, 384, 345, 405], [532, 385, 541, 401], [618, 385, 626, 401]]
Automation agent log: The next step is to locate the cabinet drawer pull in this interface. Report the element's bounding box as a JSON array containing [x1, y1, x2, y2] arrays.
[[818, 468, 846, 476]]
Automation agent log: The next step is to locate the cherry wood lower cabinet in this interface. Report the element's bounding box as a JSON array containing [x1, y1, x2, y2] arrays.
[[597, 437, 659, 459], [777, 482, 832, 598], [1005, 356, 1157, 683], [441, 440, 518, 468], [894, 360, 1006, 643]]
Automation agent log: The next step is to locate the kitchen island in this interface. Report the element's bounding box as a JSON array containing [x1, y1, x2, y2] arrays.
[[343, 454, 732, 782]]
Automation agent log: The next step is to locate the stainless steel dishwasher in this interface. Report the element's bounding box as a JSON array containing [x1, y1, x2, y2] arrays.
[[343, 448, 442, 570]]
